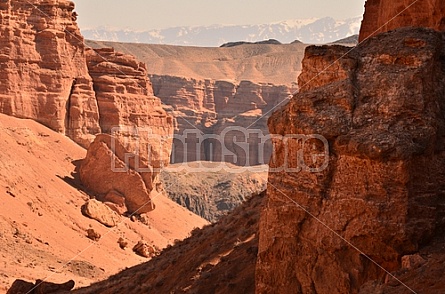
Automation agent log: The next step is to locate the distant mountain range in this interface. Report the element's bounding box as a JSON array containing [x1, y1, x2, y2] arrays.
[[81, 16, 362, 47]]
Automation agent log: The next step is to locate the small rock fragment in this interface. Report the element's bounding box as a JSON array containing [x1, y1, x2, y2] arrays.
[[401, 254, 426, 270], [118, 237, 128, 249], [133, 240, 157, 258], [86, 228, 101, 241]]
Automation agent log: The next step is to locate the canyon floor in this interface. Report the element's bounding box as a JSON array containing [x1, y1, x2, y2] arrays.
[[161, 161, 268, 222]]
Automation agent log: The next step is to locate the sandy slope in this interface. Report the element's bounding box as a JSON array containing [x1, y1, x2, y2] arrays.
[[74, 191, 265, 294], [85, 40, 308, 87], [0, 113, 207, 291]]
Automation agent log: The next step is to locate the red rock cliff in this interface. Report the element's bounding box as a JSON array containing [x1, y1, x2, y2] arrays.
[[359, 0, 445, 42], [257, 27, 445, 293], [0, 1, 175, 214], [86, 48, 174, 167], [80, 48, 175, 214], [150, 74, 290, 166], [0, 0, 100, 146]]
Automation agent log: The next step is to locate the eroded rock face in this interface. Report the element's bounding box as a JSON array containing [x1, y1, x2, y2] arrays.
[[80, 134, 157, 214], [256, 28, 445, 293], [359, 0, 445, 42], [81, 198, 121, 227], [87, 48, 174, 168], [80, 48, 175, 213], [150, 74, 290, 166], [0, 0, 100, 147]]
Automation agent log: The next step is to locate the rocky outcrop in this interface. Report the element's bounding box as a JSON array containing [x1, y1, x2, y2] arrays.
[[256, 27, 445, 293], [79, 48, 175, 213], [86, 48, 174, 168], [359, 0, 445, 42], [132, 241, 158, 258], [150, 74, 290, 166], [297, 45, 356, 93], [0, 0, 100, 147], [80, 134, 157, 214], [81, 199, 121, 227]]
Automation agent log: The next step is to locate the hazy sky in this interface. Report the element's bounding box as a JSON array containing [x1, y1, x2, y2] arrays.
[[74, 0, 366, 30]]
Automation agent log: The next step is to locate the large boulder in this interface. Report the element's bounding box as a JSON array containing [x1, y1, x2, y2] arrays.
[[256, 27, 445, 293], [80, 134, 157, 214], [81, 199, 121, 227]]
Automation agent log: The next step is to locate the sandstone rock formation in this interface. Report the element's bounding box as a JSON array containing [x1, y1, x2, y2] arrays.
[[150, 75, 290, 166], [86, 48, 174, 168], [256, 27, 445, 293], [80, 134, 157, 214], [359, 0, 445, 42], [0, 0, 100, 147], [81, 199, 121, 227], [79, 48, 174, 213], [132, 240, 158, 258]]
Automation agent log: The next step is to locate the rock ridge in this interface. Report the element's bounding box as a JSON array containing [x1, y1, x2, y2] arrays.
[[256, 27, 445, 293]]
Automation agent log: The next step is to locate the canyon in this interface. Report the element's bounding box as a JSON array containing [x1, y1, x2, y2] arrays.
[[85, 40, 307, 166], [84, 38, 355, 167], [2, 0, 445, 293], [71, 26, 445, 293]]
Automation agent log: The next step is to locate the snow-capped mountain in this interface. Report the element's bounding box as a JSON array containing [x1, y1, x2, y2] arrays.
[[81, 16, 362, 47]]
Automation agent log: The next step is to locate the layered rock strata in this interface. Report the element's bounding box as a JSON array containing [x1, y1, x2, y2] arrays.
[[86, 48, 174, 168], [0, 0, 100, 147], [80, 134, 158, 214], [150, 74, 290, 166], [82, 48, 174, 213], [256, 27, 445, 293]]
